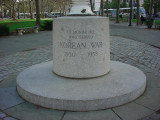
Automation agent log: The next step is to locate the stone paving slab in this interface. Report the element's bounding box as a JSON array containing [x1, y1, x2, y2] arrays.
[[110, 22, 160, 48], [0, 31, 52, 56], [3, 117, 17, 120], [0, 74, 18, 88], [0, 112, 6, 119], [0, 87, 24, 110], [135, 88, 160, 111], [4, 102, 64, 120], [63, 109, 121, 120], [145, 73, 160, 88], [141, 113, 160, 120], [113, 102, 154, 120]]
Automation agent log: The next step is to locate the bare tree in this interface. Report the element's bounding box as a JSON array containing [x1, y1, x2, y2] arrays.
[[29, 0, 33, 19], [100, 0, 104, 16], [35, 0, 40, 25], [17, 1, 20, 19], [149, 0, 154, 18], [116, 0, 120, 23], [40, 0, 45, 18], [90, 0, 93, 11], [22, 0, 26, 19], [2, 0, 17, 20], [106, 0, 109, 17], [0, 0, 4, 18], [12, 0, 16, 20], [136, 0, 141, 25], [58, 0, 63, 16]]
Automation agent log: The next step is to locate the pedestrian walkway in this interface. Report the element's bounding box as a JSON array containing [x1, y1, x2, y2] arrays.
[[110, 22, 160, 48], [110, 21, 148, 29], [0, 29, 160, 120]]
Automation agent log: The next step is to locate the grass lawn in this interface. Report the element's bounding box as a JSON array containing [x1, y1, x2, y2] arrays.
[[0, 19, 52, 33]]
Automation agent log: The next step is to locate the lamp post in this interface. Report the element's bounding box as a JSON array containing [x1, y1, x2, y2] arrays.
[[129, 0, 133, 26]]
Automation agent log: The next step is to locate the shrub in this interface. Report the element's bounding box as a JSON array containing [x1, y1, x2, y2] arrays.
[[0, 24, 10, 36], [0, 19, 51, 33], [145, 18, 154, 29], [40, 20, 53, 30], [155, 20, 160, 25]]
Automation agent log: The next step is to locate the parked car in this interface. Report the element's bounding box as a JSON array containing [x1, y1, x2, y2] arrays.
[[50, 12, 61, 18]]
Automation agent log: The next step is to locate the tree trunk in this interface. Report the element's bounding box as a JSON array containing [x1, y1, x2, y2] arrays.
[[9, 8, 12, 18], [63, 2, 65, 16], [106, 0, 109, 17], [59, 0, 62, 17], [129, 0, 133, 26], [41, 0, 45, 18], [149, 0, 153, 18], [17, 2, 20, 19], [154, 2, 157, 15], [116, 0, 120, 23], [23, 0, 26, 19], [136, 0, 141, 25], [12, 2, 16, 21], [29, 0, 33, 19], [35, 0, 41, 25], [4, 8, 7, 17], [0, 0, 3, 19], [100, 0, 104, 16], [90, 0, 93, 12]]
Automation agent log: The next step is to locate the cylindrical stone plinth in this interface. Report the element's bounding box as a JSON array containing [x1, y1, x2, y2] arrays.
[[53, 16, 110, 78]]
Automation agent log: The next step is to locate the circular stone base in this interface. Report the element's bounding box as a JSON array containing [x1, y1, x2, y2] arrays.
[[16, 61, 146, 111]]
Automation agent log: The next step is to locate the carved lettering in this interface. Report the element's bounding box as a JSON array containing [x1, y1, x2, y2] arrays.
[[90, 42, 103, 48], [69, 35, 93, 39], [88, 51, 98, 57], [59, 42, 87, 49], [65, 52, 76, 57], [59, 29, 103, 58]]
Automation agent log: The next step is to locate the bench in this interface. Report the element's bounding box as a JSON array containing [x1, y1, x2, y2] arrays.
[[17, 26, 39, 35]]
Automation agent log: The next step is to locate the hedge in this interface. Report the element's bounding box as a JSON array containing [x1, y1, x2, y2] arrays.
[[155, 20, 160, 25], [0, 19, 52, 33]]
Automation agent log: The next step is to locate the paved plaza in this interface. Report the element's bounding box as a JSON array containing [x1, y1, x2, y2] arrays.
[[0, 23, 160, 120]]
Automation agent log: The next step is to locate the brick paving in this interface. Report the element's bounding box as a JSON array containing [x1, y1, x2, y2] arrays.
[[0, 36, 160, 82]]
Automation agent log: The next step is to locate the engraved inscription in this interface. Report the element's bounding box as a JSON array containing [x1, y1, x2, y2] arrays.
[[88, 51, 98, 57], [67, 30, 95, 40], [59, 42, 87, 49], [59, 42, 103, 49], [90, 42, 102, 49], [65, 52, 76, 57], [59, 29, 104, 58]]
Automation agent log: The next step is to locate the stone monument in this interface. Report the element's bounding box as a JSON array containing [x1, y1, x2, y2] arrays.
[[53, 1, 110, 78], [16, 0, 146, 111]]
